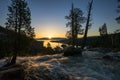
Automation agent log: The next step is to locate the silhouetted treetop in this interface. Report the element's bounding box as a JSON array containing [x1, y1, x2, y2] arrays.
[[5, 0, 35, 65], [99, 23, 108, 36], [65, 3, 85, 47]]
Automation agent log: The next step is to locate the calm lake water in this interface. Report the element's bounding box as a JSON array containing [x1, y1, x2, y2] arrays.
[[43, 40, 62, 48], [37, 39, 63, 48]]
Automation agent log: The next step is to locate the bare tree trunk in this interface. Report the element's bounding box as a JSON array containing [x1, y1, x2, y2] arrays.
[[71, 3, 75, 47], [81, 0, 93, 49], [9, 1, 19, 65], [10, 54, 17, 65]]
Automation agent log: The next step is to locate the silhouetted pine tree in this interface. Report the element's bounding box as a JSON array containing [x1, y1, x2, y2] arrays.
[[5, 0, 34, 65], [65, 3, 85, 47], [99, 23, 108, 36], [99, 23, 111, 48]]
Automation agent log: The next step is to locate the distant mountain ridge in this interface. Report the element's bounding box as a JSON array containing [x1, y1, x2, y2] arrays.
[[36, 36, 100, 46], [36, 37, 67, 41]]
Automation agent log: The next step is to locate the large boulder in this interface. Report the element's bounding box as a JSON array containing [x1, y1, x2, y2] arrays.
[[0, 64, 24, 80], [63, 46, 82, 56]]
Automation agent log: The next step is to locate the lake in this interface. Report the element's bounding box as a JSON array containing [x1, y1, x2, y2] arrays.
[[37, 38, 64, 48], [43, 40, 62, 48]]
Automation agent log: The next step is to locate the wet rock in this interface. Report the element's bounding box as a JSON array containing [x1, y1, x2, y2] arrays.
[[25, 65, 70, 80], [83, 51, 103, 58], [102, 55, 113, 60], [35, 55, 53, 62]]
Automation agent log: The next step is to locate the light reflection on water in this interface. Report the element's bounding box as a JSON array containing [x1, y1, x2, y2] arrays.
[[40, 40, 63, 48], [44, 40, 63, 48]]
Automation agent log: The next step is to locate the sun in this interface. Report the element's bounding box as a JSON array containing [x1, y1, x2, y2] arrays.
[[48, 36, 52, 39]]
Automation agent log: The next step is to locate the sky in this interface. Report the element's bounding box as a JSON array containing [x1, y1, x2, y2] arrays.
[[0, 0, 119, 38]]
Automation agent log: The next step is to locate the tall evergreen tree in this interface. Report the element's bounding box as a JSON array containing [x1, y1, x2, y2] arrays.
[[6, 0, 34, 37], [99, 23, 108, 36], [99, 23, 111, 48], [65, 3, 85, 47], [5, 0, 34, 65]]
